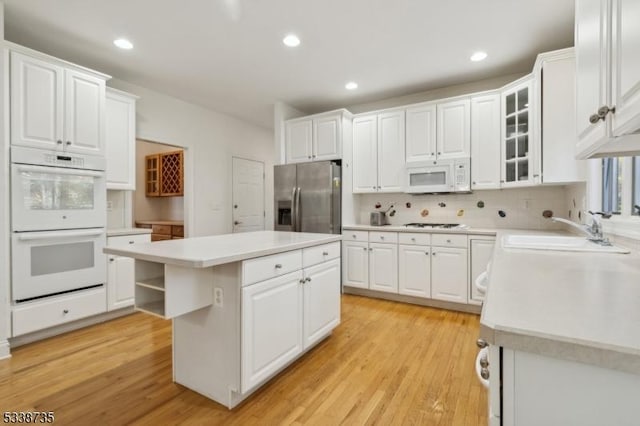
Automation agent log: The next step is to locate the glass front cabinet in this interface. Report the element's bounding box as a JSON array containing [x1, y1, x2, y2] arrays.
[[501, 76, 537, 186]]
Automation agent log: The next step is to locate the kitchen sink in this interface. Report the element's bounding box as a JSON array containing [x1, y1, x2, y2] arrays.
[[501, 235, 630, 254]]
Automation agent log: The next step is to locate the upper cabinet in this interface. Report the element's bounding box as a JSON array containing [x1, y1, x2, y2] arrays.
[[284, 110, 350, 164], [405, 98, 470, 163], [575, 0, 640, 158], [10, 47, 109, 156], [145, 150, 184, 197], [352, 110, 405, 193], [501, 76, 535, 187], [471, 93, 501, 190], [105, 88, 138, 190]]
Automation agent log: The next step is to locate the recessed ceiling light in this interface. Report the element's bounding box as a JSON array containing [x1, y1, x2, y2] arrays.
[[345, 82, 358, 90], [470, 51, 488, 62], [282, 34, 301, 47], [113, 38, 133, 50]]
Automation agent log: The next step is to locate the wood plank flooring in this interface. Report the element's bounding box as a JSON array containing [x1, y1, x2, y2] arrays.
[[0, 295, 487, 425]]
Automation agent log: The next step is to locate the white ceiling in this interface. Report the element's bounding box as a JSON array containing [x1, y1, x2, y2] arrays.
[[3, 0, 575, 129]]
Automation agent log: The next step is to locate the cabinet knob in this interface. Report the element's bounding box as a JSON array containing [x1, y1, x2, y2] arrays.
[[500, 180, 505, 183], [589, 113, 602, 124], [129, 241, 134, 244], [377, 186, 381, 190], [480, 368, 490, 380], [380, 236, 384, 240], [275, 264, 282, 269], [472, 181, 476, 185], [305, 277, 311, 282], [431, 152, 435, 156], [446, 239, 451, 243], [597, 105, 615, 117], [63, 309, 69, 314], [299, 278, 305, 284], [312, 155, 316, 158], [372, 186, 376, 190], [322, 251, 329, 256], [109, 258, 115, 262], [363, 247, 367, 251], [437, 152, 441, 155], [476, 339, 488, 348], [66, 141, 72, 146], [432, 252, 436, 256], [352, 234, 357, 238], [480, 356, 489, 368], [425, 251, 429, 255], [369, 248, 373, 251], [533, 174, 539, 178], [308, 156, 312, 159], [234, 221, 242, 225], [411, 238, 416, 241], [57, 140, 63, 145]]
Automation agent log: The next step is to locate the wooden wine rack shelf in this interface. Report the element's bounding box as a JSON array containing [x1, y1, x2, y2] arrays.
[[145, 150, 184, 197]]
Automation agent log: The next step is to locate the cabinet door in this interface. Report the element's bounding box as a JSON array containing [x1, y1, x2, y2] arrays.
[[342, 241, 368, 288], [10, 51, 64, 150], [575, 0, 610, 157], [241, 271, 303, 393], [610, 0, 640, 137], [502, 79, 534, 186], [105, 90, 136, 190], [107, 255, 135, 311], [469, 238, 495, 305], [285, 119, 313, 163], [431, 247, 468, 303], [352, 115, 378, 193], [405, 103, 437, 162], [377, 110, 405, 192], [368, 242, 398, 293], [303, 258, 340, 349], [398, 244, 431, 298], [437, 98, 471, 159], [64, 69, 105, 155], [471, 94, 501, 190], [313, 115, 341, 161]]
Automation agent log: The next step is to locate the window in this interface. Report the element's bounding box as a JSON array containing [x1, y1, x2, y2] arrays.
[[634, 157, 640, 216], [602, 157, 622, 214]]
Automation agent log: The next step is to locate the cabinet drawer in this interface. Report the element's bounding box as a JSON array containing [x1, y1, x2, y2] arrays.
[[431, 233, 467, 248], [302, 242, 340, 268], [172, 225, 184, 237], [343, 230, 368, 242], [369, 231, 398, 244], [107, 234, 151, 247], [151, 234, 171, 242], [12, 287, 106, 336], [152, 224, 172, 235], [242, 250, 302, 286], [398, 232, 431, 246]]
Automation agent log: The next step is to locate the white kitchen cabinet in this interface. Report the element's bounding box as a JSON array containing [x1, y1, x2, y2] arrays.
[[302, 258, 340, 350], [342, 241, 369, 289], [107, 233, 151, 311], [437, 98, 471, 160], [471, 93, 502, 190], [469, 237, 495, 305], [9, 47, 108, 156], [241, 270, 304, 393], [284, 110, 348, 164], [352, 111, 405, 193], [431, 246, 468, 303], [106, 88, 137, 190], [501, 76, 535, 187], [285, 119, 313, 163], [534, 49, 586, 184], [398, 244, 431, 298], [405, 103, 437, 162], [575, 0, 640, 158], [368, 242, 398, 293]]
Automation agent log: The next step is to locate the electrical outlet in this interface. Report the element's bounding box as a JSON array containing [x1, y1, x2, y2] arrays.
[[214, 287, 223, 307]]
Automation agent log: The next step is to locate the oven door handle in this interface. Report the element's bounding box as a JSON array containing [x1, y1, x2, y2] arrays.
[[16, 164, 104, 178], [17, 229, 104, 241]]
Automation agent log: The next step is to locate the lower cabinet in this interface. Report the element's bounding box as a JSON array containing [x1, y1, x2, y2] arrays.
[[398, 244, 431, 298], [107, 233, 151, 311], [368, 242, 398, 293], [241, 246, 340, 394], [431, 247, 468, 303], [469, 237, 496, 305], [342, 240, 369, 288]]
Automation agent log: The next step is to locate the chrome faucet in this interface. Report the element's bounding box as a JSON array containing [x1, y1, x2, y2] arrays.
[[550, 211, 611, 245]]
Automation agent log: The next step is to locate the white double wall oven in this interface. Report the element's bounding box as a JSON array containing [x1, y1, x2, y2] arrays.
[[11, 146, 107, 302]]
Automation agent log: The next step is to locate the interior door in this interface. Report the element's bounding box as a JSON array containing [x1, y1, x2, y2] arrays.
[[232, 157, 265, 233]]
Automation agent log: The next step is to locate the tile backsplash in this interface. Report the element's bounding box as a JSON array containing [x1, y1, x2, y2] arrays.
[[354, 186, 570, 230]]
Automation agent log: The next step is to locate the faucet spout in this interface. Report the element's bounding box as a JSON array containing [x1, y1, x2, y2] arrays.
[[549, 214, 610, 245], [550, 217, 592, 237]]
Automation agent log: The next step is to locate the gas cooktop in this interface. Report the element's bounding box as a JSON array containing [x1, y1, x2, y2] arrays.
[[404, 223, 462, 229]]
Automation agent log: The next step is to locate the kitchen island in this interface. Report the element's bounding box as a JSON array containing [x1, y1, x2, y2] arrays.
[[104, 231, 342, 408]]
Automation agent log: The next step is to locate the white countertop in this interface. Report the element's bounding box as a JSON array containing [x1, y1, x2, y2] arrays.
[[480, 230, 640, 374], [107, 228, 153, 237], [343, 224, 497, 236], [103, 231, 341, 268]]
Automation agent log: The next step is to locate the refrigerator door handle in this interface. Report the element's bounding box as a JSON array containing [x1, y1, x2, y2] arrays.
[[295, 187, 302, 232], [290, 187, 297, 232]]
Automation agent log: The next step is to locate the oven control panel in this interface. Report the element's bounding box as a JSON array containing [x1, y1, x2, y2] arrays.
[[44, 153, 85, 168]]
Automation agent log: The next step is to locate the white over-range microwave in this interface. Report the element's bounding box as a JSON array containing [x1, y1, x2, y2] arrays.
[[405, 158, 471, 193]]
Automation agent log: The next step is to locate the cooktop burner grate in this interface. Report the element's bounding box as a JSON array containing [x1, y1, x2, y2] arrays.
[[404, 223, 461, 229]]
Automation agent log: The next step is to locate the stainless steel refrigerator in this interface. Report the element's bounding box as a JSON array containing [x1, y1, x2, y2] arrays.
[[274, 161, 341, 234]]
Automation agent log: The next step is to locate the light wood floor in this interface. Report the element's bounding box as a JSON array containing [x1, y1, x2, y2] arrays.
[[0, 295, 487, 425]]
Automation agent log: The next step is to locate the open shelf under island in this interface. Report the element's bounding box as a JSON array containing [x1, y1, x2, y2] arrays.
[[104, 230, 342, 408]]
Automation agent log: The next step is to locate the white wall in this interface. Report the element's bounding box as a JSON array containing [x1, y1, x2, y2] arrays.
[[0, 1, 9, 358], [108, 78, 274, 237], [273, 101, 305, 164]]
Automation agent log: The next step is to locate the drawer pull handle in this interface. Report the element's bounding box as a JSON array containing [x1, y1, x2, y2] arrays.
[[63, 309, 69, 314], [129, 241, 135, 244], [380, 236, 384, 240], [322, 251, 329, 256], [305, 277, 312, 282], [275, 264, 282, 269], [299, 279, 305, 284], [447, 239, 452, 243], [411, 238, 416, 241]]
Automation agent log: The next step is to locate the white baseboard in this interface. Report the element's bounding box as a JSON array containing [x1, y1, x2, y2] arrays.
[[0, 339, 11, 360]]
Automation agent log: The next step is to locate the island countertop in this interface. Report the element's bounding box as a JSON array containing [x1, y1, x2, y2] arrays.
[[480, 230, 640, 374], [103, 230, 342, 268]]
